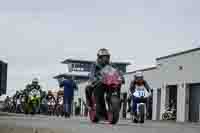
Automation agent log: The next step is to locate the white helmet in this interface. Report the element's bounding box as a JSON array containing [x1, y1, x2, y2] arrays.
[[32, 78, 39, 83], [97, 48, 110, 57], [135, 71, 143, 78]]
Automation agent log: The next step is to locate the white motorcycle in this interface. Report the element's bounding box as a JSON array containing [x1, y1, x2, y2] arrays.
[[132, 86, 150, 123]]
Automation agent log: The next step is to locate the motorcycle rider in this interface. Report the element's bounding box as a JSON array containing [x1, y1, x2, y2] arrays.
[[25, 78, 42, 113], [129, 71, 151, 119], [25, 78, 42, 98], [85, 48, 124, 119]]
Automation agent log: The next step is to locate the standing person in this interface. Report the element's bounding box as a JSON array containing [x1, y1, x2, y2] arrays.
[[59, 77, 78, 118]]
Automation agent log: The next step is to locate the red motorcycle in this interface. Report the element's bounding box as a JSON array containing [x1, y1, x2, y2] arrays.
[[89, 65, 123, 124]]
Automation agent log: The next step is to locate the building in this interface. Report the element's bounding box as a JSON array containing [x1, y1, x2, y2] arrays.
[[123, 47, 200, 122], [0, 60, 7, 96]]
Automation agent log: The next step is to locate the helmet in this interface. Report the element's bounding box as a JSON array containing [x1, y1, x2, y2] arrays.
[[32, 78, 39, 84], [97, 48, 110, 57], [48, 90, 52, 95], [135, 71, 143, 78], [97, 48, 110, 65]]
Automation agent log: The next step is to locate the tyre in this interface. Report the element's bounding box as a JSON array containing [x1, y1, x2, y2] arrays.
[[55, 106, 61, 117], [32, 105, 36, 115], [138, 104, 145, 123], [55, 107, 59, 117], [109, 95, 120, 124], [162, 113, 169, 120]]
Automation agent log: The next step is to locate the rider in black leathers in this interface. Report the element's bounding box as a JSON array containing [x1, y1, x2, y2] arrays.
[[85, 48, 124, 119]]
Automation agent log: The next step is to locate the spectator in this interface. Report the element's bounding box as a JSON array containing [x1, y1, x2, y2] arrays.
[[59, 77, 78, 118]]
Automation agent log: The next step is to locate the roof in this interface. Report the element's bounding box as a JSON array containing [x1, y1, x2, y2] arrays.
[[61, 58, 131, 65], [125, 66, 157, 74], [53, 72, 89, 79], [156, 47, 200, 61], [0, 60, 8, 64]]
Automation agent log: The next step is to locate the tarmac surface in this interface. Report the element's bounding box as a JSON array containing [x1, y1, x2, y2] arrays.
[[0, 112, 200, 133]]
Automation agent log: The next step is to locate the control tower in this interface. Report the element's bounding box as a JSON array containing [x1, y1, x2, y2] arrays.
[[54, 58, 130, 84]]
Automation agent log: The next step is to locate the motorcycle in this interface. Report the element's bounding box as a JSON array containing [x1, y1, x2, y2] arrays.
[[9, 98, 16, 113], [132, 86, 150, 123], [16, 96, 23, 113], [26, 89, 41, 115], [162, 105, 176, 120], [55, 95, 64, 117], [20, 94, 27, 113], [89, 65, 123, 124]]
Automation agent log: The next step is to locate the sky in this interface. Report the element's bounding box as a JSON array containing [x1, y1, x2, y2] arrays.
[[0, 0, 200, 96]]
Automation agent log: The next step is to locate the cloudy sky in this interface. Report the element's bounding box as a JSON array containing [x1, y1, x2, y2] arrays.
[[0, 0, 200, 95]]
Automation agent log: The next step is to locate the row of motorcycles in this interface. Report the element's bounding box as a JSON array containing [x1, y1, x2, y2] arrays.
[[3, 89, 66, 117]]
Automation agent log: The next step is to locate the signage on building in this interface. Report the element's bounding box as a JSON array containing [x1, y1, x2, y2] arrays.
[[69, 63, 93, 72]]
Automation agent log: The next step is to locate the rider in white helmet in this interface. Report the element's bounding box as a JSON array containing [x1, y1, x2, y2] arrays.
[[129, 71, 151, 120], [25, 77, 42, 95]]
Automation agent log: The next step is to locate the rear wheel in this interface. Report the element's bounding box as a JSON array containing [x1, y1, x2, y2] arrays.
[[109, 95, 120, 124]]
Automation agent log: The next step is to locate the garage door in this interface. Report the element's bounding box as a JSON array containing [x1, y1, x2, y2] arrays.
[[189, 84, 200, 122]]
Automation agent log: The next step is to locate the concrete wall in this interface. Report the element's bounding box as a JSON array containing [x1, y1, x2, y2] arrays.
[[156, 50, 200, 85]]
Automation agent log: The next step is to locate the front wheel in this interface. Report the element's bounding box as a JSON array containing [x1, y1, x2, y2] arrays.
[[162, 112, 169, 120], [108, 95, 120, 124], [138, 104, 145, 123]]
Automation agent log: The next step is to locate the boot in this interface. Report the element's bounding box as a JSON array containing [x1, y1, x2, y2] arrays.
[[133, 112, 138, 123]]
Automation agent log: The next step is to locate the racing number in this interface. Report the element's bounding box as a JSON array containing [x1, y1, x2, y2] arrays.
[[138, 91, 145, 97]]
